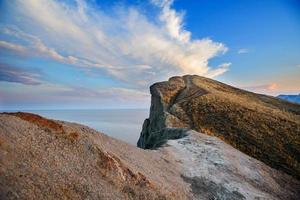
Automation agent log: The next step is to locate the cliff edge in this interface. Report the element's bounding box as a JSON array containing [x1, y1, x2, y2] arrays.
[[137, 75, 300, 180]]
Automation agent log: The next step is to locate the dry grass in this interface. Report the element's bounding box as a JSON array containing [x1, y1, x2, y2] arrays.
[[179, 76, 300, 179]]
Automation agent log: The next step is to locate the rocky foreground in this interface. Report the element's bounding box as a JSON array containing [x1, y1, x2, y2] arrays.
[[1, 75, 300, 199]]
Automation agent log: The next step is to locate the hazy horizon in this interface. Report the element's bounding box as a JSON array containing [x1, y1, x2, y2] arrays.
[[1, 109, 149, 145]]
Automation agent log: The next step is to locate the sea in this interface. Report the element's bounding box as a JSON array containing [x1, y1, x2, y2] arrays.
[[6, 109, 149, 146]]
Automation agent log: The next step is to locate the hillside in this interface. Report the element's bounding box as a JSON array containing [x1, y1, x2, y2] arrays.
[[138, 75, 300, 180], [0, 112, 190, 200]]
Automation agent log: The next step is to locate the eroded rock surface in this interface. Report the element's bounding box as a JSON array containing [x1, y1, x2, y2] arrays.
[[166, 131, 300, 200]]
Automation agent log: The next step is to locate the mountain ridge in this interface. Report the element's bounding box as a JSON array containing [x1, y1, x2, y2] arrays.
[[277, 94, 300, 104], [138, 75, 300, 179]]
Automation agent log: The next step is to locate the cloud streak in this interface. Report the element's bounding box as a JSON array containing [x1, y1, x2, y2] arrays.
[[1, 0, 229, 88], [237, 48, 249, 54], [0, 63, 42, 85]]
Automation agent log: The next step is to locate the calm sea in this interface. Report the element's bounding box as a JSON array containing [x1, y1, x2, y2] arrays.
[[10, 109, 149, 145]]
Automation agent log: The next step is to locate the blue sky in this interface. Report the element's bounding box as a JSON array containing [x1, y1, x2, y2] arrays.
[[0, 0, 299, 110]]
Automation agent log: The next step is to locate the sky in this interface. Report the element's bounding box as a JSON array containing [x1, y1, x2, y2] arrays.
[[0, 0, 299, 110]]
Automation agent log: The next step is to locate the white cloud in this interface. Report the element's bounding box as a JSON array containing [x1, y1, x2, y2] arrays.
[[237, 48, 249, 54], [1, 0, 229, 88], [153, 0, 191, 43]]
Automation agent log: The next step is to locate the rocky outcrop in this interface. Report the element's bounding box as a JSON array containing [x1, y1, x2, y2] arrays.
[[137, 76, 191, 148], [138, 75, 300, 180], [0, 112, 190, 200]]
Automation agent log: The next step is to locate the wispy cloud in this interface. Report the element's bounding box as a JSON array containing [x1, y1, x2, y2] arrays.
[[1, 0, 229, 88], [0, 27, 95, 66], [206, 62, 231, 77], [0, 63, 42, 85], [237, 48, 249, 54]]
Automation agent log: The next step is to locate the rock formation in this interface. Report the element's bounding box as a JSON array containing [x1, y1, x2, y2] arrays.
[[138, 75, 300, 180]]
